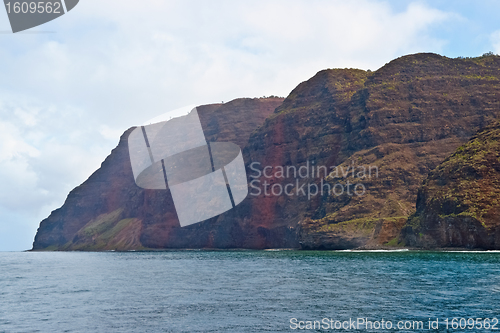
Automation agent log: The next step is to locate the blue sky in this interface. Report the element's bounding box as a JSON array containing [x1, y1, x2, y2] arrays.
[[393, 0, 500, 57], [0, 0, 499, 251]]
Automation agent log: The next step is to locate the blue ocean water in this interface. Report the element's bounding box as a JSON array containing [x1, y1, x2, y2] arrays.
[[0, 250, 499, 332]]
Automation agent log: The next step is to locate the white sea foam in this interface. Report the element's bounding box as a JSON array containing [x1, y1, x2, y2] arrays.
[[339, 249, 410, 252]]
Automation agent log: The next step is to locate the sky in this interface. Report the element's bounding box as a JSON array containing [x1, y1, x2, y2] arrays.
[[1, 0, 500, 251]]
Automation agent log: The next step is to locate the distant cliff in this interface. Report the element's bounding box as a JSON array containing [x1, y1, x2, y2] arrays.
[[401, 120, 500, 249], [32, 98, 284, 250], [32, 53, 500, 250]]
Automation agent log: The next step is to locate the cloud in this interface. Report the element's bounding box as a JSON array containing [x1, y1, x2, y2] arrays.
[[491, 30, 500, 55], [0, 93, 110, 250], [0, 0, 457, 250], [0, 0, 455, 126]]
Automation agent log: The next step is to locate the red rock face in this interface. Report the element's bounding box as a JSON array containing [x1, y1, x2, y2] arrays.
[[32, 98, 283, 250], [244, 53, 500, 250], [33, 53, 500, 251]]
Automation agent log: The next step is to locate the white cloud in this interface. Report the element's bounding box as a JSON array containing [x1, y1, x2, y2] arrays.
[[99, 124, 125, 141], [0, 0, 457, 250], [491, 30, 500, 55], [0, 93, 111, 250]]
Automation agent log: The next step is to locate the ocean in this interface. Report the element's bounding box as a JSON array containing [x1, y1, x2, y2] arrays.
[[0, 250, 499, 332]]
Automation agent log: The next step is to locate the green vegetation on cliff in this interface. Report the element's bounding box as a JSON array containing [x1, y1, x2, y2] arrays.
[[294, 53, 500, 249], [402, 120, 500, 249], [32, 52, 500, 251]]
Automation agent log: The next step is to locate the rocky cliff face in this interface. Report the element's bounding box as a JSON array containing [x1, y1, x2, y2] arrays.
[[32, 98, 284, 250], [33, 53, 500, 250], [246, 52, 500, 249], [401, 120, 500, 249]]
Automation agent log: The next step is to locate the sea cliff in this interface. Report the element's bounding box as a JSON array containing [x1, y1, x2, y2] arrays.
[[33, 53, 500, 250]]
